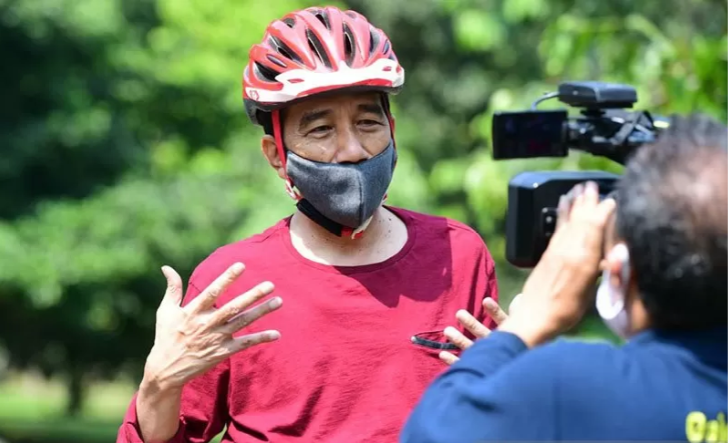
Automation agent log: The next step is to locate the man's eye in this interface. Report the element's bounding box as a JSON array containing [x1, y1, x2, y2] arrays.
[[310, 125, 332, 134], [359, 120, 381, 127]]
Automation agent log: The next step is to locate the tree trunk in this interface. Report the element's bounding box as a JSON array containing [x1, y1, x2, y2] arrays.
[[66, 369, 85, 417]]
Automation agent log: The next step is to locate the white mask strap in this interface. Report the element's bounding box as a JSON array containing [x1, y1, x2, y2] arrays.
[[597, 243, 631, 320]]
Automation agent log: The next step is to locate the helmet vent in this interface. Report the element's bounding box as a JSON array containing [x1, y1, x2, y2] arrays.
[[254, 62, 279, 82], [306, 29, 332, 69], [312, 10, 330, 29], [266, 54, 287, 69], [368, 26, 380, 57], [269, 36, 302, 65], [282, 17, 295, 28], [342, 23, 356, 67]]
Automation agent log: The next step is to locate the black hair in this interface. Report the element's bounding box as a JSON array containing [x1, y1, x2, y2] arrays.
[[257, 111, 275, 136], [615, 113, 727, 330]]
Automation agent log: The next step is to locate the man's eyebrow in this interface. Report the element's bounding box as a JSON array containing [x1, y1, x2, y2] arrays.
[[299, 109, 331, 131], [358, 103, 385, 116], [298, 103, 385, 131]]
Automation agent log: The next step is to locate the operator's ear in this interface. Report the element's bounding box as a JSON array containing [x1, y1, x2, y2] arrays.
[[605, 242, 630, 288], [261, 135, 286, 180]]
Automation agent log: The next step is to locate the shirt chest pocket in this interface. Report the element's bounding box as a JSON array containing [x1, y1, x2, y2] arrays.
[[408, 330, 461, 366], [411, 330, 459, 351]]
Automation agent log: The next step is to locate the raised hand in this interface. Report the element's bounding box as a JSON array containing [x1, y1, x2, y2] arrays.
[[143, 262, 283, 391], [499, 181, 616, 347], [439, 297, 509, 365]]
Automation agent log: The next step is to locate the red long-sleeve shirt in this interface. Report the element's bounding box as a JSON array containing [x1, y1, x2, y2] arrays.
[[117, 207, 498, 443]]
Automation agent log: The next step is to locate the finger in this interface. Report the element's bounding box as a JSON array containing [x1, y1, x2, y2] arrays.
[[224, 330, 281, 355], [572, 182, 590, 210], [187, 263, 245, 314], [444, 326, 474, 350], [455, 309, 491, 338], [568, 183, 584, 205], [569, 183, 601, 224], [584, 180, 600, 205], [595, 197, 617, 224], [574, 181, 599, 213], [556, 195, 569, 230], [212, 281, 276, 325], [557, 183, 584, 228], [483, 297, 508, 325], [573, 196, 616, 250], [439, 351, 459, 365], [161, 266, 184, 306], [219, 296, 282, 334]]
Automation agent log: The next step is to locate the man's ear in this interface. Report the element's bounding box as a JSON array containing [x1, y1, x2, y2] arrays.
[[261, 135, 286, 180]]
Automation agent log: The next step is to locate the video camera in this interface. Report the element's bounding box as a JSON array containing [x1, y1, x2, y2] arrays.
[[491, 81, 669, 268]]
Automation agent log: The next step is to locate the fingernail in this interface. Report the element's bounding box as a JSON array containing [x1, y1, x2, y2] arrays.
[[231, 262, 244, 273], [268, 331, 281, 340], [260, 281, 275, 292], [269, 297, 282, 308]]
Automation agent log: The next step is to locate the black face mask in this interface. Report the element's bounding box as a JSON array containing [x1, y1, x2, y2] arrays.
[[286, 142, 397, 233]]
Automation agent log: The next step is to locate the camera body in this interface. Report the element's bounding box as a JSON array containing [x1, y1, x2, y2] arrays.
[[491, 81, 668, 268]]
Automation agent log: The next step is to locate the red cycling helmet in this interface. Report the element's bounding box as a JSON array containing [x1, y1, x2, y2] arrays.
[[242, 6, 405, 125]]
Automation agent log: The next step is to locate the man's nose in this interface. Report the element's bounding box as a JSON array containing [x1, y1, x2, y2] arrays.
[[333, 127, 369, 164]]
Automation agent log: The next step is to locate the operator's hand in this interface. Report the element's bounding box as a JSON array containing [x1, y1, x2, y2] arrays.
[[142, 262, 283, 392], [499, 181, 616, 348], [439, 297, 509, 365]]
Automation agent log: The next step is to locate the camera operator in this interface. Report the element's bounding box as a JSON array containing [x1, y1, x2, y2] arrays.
[[400, 113, 727, 442]]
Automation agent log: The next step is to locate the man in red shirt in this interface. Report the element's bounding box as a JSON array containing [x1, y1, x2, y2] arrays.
[[117, 6, 498, 443]]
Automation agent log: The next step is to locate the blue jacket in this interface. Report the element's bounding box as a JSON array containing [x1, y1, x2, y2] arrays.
[[400, 328, 727, 442]]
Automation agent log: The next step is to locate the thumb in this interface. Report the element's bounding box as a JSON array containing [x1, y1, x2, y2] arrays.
[[509, 293, 523, 315], [596, 198, 617, 224], [161, 266, 184, 305]]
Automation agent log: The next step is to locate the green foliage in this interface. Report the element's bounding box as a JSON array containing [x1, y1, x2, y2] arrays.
[[0, 0, 724, 417]]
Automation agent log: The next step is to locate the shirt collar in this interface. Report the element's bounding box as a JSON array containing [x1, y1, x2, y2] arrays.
[[625, 327, 727, 369]]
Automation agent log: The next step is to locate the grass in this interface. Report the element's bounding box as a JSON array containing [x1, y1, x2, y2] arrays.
[[0, 373, 228, 443], [0, 373, 132, 443]]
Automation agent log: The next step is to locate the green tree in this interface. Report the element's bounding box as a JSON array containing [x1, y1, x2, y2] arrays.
[[0, 0, 724, 416]]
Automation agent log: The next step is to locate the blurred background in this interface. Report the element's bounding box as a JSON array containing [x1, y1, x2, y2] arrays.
[[0, 0, 725, 441]]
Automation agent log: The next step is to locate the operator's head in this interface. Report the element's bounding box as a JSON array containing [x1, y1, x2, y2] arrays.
[[598, 113, 727, 338], [242, 7, 405, 239]]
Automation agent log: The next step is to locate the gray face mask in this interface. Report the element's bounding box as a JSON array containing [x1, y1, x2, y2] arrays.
[[286, 142, 397, 229]]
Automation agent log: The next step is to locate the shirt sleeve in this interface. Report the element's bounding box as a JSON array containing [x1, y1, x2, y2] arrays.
[[400, 331, 561, 443], [116, 282, 230, 443], [482, 252, 499, 330], [471, 240, 500, 331]]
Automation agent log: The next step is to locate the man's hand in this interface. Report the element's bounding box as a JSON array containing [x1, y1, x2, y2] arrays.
[[439, 297, 509, 365], [498, 181, 616, 348], [143, 262, 283, 392]]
